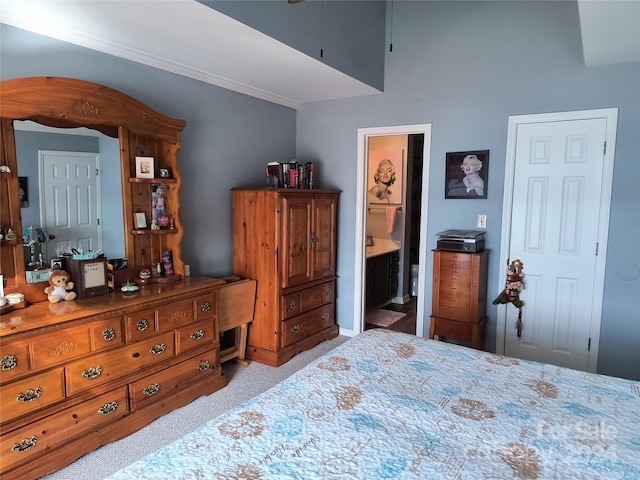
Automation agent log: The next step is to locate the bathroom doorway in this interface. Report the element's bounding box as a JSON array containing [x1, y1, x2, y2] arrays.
[[354, 124, 432, 337]]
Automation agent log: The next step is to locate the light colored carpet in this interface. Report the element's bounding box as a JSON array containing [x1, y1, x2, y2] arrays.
[[365, 308, 407, 327], [41, 335, 349, 480]]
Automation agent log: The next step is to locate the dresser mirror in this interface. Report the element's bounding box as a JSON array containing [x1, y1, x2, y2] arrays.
[[0, 77, 186, 303], [14, 120, 125, 282]]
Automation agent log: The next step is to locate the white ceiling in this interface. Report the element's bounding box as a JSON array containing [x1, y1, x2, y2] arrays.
[[1, 1, 638, 110]]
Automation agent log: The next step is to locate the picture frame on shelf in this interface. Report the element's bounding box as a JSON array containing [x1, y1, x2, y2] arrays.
[[445, 150, 489, 199], [135, 156, 155, 179], [134, 212, 147, 229], [159, 168, 170, 178], [151, 184, 167, 223]]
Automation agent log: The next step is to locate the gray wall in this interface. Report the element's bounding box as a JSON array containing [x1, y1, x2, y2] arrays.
[[201, 0, 386, 91], [296, 1, 640, 380]]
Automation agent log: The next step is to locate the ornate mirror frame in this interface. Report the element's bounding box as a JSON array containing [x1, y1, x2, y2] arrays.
[[0, 77, 186, 303]]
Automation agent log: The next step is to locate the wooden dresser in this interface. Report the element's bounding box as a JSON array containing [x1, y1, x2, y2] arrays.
[[429, 250, 488, 350], [231, 188, 340, 367], [0, 277, 227, 480]]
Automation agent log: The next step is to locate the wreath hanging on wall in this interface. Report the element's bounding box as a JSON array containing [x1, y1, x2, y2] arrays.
[[493, 259, 525, 337]]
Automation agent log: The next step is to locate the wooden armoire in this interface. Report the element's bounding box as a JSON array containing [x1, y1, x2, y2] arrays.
[[231, 188, 340, 367]]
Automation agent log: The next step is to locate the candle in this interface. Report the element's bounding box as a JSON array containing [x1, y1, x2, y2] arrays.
[[0, 274, 4, 298]]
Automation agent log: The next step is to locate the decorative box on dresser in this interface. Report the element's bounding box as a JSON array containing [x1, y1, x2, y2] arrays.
[[429, 249, 489, 350], [231, 188, 340, 367], [0, 277, 227, 480]]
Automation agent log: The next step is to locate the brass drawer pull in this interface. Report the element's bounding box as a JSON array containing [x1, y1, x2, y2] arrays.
[[17, 387, 43, 403], [197, 360, 211, 372], [325, 288, 332, 297], [143, 383, 160, 396], [150, 343, 167, 355], [191, 329, 205, 340], [289, 301, 297, 310], [82, 366, 103, 380], [1, 354, 17, 371], [137, 319, 149, 331], [291, 325, 301, 334], [322, 313, 330, 321], [97, 401, 118, 415], [102, 328, 116, 341], [200, 301, 210, 312], [12, 436, 38, 453]]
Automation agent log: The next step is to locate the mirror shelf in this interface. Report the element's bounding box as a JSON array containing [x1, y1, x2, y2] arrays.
[[0, 77, 186, 304]]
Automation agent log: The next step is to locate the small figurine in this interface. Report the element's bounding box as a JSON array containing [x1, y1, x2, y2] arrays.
[[5, 228, 17, 241], [150, 219, 159, 230], [45, 269, 77, 303]]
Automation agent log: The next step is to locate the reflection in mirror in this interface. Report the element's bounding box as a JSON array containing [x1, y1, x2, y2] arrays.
[[14, 121, 125, 283]]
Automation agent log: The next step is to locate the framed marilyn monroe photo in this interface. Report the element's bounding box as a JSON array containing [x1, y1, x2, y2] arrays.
[[445, 150, 489, 199]]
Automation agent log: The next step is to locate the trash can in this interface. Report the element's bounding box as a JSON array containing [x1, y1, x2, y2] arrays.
[[411, 264, 419, 297]]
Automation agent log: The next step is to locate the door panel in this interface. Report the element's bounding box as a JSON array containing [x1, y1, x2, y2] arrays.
[[504, 117, 608, 370], [281, 196, 312, 287], [311, 197, 336, 280], [40, 151, 101, 259]]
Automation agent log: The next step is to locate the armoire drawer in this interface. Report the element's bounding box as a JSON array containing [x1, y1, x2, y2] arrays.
[[281, 281, 335, 320], [65, 331, 175, 396], [128, 347, 219, 411], [280, 304, 335, 348], [176, 320, 215, 354], [1, 367, 65, 424], [0, 386, 128, 472]]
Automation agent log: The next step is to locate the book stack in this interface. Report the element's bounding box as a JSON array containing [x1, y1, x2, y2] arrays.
[[266, 161, 315, 189]]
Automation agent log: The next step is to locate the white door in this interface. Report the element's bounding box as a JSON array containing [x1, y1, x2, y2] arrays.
[[498, 109, 617, 372], [39, 151, 102, 259]]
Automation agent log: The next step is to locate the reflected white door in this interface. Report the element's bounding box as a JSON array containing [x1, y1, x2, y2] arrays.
[[39, 151, 101, 259], [500, 110, 617, 372]]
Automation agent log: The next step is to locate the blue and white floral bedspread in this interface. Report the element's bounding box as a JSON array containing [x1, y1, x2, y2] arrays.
[[107, 329, 640, 479]]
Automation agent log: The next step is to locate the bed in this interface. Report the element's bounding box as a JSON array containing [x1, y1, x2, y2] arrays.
[[106, 329, 640, 479]]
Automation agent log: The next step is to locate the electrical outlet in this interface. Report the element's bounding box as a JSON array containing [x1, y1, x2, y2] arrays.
[[477, 214, 487, 229]]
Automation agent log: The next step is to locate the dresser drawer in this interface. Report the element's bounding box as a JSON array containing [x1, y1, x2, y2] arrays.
[[438, 281, 471, 297], [193, 292, 215, 320], [65, 332, 175, 396], [90, 316, 125, 351], [438, 251, 473, 264], [281, 281, 335, 320], [29, 323, 93, 371], [431, 317, 471, 339], [438, 304, 471, 322], [0, 386, 128, 472], [125, 308, 158, 342], [0, 338, 31, 384], [280, 304, 335, 348], [157, 300, 195, 331], [1, 367, 65, 424], [129, 348, 219, 411], [176, 320, 215, 354]]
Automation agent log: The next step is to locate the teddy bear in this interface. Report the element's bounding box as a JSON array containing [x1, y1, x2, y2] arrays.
[[45, 269, 77, 303]]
